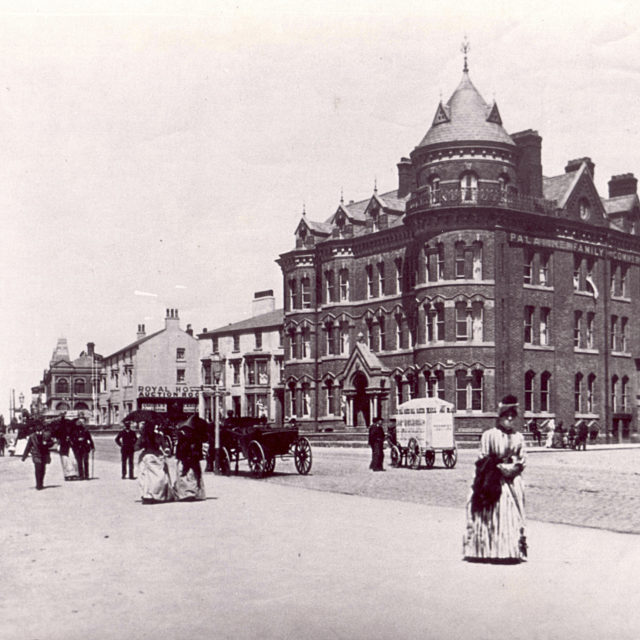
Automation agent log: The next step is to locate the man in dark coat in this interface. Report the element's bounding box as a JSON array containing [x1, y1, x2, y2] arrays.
[[72, 419, 95, 480], [115, 423, 138, 479], [368, 418, 385, 471], [576, 421, 589, 451], [21, 422, 53, 490]]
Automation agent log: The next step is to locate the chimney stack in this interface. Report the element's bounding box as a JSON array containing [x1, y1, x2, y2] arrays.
[[565, 156, 595, 179], [165, 308, 180, 330], [511, 129, 543, 198], [186, 324, 193, 336], [137, 324, 146, 339], [396, 157, 414, 199], [252, 290, 275, 316], [87, 342, 95, 356], [608, 173, 637, 198]]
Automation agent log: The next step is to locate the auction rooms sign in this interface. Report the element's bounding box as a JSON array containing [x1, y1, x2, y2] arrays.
[[138, 385, 200, 399]]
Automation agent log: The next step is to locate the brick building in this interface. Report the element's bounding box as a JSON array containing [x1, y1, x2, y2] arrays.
[[278, 58, 640, 441]]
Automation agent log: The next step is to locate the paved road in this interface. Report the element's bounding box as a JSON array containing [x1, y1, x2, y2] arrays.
[[95, 436, 640, 533]]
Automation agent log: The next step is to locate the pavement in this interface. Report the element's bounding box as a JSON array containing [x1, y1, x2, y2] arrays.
[[2, 450, 640, 640]]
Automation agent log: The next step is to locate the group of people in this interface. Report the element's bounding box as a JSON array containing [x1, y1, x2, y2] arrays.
[[528, 418, 596, 450], [21, 417, 95, 490]]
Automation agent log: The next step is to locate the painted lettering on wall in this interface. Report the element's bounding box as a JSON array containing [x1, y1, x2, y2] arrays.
[[138, 386, 199, 399]]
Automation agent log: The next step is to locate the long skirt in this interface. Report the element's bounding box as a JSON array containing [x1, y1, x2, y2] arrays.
[[138, 452, 174, 503], [60, 452, 79, 480], [463, 476, 527, 561], [174, 460, 206, 501]]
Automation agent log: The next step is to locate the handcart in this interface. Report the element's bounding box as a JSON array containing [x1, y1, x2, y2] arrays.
[[389, 397, 457, 469]]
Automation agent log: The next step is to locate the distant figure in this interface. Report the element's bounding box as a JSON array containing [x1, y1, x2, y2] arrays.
[[368, 418, 385, 472], [72, 419, 95, 480], [529, 419, 542, 447], [576, 421, 589, 451], [589, 423, 599, 444], [116, 423, 138, 479], [0, 432, 5, 456], [544, 420, 555, 448], [21, 422, 53, 490], [568, 424, 576, 449], [58, 422, 79, 481], [136, 422, 174, 504]]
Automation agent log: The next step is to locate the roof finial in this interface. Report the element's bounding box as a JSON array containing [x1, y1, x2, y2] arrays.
[[461, 35, 470, 73], [302, 202, 306, 216], [340, 187, 344, 205], [373, 176, 378, 194]]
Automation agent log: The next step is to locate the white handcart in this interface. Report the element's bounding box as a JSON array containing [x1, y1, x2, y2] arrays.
[[389, 398, 457, 469]]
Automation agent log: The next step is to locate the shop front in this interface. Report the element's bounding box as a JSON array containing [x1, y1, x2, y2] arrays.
[[136, 385, 200, 423]]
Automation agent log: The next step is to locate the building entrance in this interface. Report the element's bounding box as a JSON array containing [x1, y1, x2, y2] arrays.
[[352, 371, 370, 427]]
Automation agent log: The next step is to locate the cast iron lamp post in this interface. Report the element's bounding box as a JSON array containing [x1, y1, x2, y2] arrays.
[[210, 353, 223, 473]]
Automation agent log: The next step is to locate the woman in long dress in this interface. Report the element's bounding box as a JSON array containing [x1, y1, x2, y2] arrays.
[[173, 425, 206, 501], [463, 394, 527, 563], [59, 428, 79, 481], [137, 422, 174, 504]]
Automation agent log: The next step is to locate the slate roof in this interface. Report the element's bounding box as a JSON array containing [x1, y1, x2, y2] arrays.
[[305, 219, 333, 235], [543, 172, 576, 204], [325, 189, 408, 225], [203, 308, 284, 337], [417, 72, 515, 148], [105, 329, 165, 360], [602, 194, 639, 215]]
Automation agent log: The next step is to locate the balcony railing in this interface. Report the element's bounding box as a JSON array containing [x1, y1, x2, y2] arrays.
[[407, 186, 557, 216]]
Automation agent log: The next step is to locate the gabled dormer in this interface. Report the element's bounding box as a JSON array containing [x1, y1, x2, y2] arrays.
[[602, 173, 640, 234], [295, 212, 332, 248]]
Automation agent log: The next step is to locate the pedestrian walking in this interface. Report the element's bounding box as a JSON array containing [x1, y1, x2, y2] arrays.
[[56, 419, 79, 481], [21, 421, 53, 490], [544, 419, 555, 448], [368, 418, 385, 471], [137, 422, 174, 504], [173, 423, 206, 501], [568, 424, 576, 449], [116, 422, 138, 479], [463, 394, 527, 563], [72, 419, 95, 480], [529, 419, 541, 447]]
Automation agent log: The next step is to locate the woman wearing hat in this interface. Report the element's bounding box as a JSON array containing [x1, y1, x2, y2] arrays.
[[136, 421, 174, 504], [173, 422, 206, 501], [463, 394, 527, 563]]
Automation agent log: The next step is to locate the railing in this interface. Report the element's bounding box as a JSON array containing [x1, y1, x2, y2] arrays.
[[407, 186, 557, 216]]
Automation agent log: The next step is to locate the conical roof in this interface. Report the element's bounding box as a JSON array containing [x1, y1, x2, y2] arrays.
[[417, 72, 514, 148], [50, 337, 70, 365]]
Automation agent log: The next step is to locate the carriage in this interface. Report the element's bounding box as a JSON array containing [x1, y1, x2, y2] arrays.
[[217, 419, 313, 478], [388, 398, 457, 469]]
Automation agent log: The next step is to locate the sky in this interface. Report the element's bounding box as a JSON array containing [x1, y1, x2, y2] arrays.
[[1, 0, 640, 419]]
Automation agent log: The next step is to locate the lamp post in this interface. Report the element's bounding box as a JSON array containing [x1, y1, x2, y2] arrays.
[[210, 353, 223, 474], [18, 392, 24, 422]]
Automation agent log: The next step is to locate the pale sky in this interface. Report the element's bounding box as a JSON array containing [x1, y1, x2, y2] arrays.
[[2, 0, 640, 419]]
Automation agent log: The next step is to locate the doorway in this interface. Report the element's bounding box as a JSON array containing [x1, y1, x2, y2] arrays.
[[352, 371, 370, 427]]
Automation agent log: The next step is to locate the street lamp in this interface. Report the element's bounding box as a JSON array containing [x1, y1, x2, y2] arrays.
[[210, 353, 223, 473], [18, 392, 24, 408]]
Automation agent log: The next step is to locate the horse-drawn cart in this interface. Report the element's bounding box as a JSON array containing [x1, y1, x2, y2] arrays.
[[218, 421, 312, 478], [388, 398, 457, 469]]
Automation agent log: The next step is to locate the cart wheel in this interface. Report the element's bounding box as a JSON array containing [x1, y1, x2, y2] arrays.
[[264, 454, 276, 475], [390, 445, 401, 468], [424, 449, 436, 468], [248, 440, 266, 478], [442, 448, 457, 468], [294, 437, 312, 475], [216, 446, 231, 476], [407, 438, 421, 469]]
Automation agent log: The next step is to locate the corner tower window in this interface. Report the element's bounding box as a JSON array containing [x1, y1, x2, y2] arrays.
[[460, 173, 477, 203]]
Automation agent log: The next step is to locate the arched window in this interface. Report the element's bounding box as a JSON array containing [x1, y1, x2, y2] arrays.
[[325, 271, 335, 303], [340, 320, 350, 355], [498, 175, 510, 202], [339, 269, 349, 301], [575, 373, 583, 413], [540, 371, 552, 412], [56, 378, 69, 394], [301, 382, 311, 417], [324, 379, 336, 416], [524, 370, 535, 412], [587, 374, 596, 413], [74, 378, 85, 394], [288, 279, 297, 310], [301, 277, 311, 309], [429, 176, 441, 204], [578, 198, 591, 221], [460, 172, 477, 202], [287, 381, 297, 418], [395, 375, 405, 407], [301, 326, 311, 359], [622, 376, 629, 411]]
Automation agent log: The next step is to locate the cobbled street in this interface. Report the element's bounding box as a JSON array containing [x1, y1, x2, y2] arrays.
[[96, 437, 640, 533]]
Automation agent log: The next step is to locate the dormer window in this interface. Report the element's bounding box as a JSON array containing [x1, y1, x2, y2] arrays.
[[460, 172, 477, 203], [370, 206, 379, 232], [579, 199, 591, 220]]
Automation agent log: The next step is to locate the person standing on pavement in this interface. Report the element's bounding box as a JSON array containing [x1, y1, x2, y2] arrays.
[[21, 421, 53, 490], [576, 420, 589, 451], [116, 422, 138, 479], [0, 432, 5, 456], [368, 418, 385, 471], [463, 394, 527, 563], [72, 419, 95, 480]]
